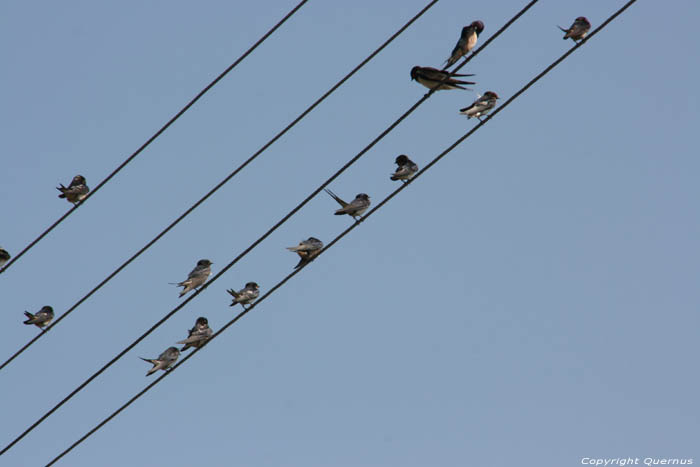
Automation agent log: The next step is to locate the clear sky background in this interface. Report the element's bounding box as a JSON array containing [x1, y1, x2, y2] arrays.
[[1, 0, 698, 466]]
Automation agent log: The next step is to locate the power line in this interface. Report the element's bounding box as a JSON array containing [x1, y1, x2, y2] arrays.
[[2, 1, 540, 455], [4, 0, 548, 457], [3, 0, 538, 374], [0, 0, 441, 374], [0, 0, 309, 276], [43, 2, 639, 463], [0, 0, 447, 456], [1, 0, 539, 456]]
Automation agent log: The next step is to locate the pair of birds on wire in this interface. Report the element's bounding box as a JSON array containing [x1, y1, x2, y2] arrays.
[[411, 16, 591, 121], [169, 259, 261, 304], [284, 190, 370, 270], [140, 316, 213, 376]]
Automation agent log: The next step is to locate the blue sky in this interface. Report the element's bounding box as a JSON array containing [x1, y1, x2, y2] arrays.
[[1, 0, 698, 466]]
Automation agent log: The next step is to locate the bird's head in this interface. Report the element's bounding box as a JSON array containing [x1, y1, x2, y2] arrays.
[[395, 154, 410, 165]]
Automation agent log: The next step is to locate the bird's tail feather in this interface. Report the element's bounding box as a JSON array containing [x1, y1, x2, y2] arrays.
[[227, 288, 239, 305], [23, 311, 35, 324], [324, 189, 345, 207], [141, 358, 158, 376]]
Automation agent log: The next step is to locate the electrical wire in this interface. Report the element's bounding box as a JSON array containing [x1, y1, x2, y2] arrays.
[[0, 0, 309, 276], [42, 2, 640, 463], [0, 0, 441, 374], [2, 0, 540, 455], [0, 0, 448, 456]]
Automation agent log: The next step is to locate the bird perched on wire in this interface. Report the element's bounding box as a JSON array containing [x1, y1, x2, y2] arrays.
[[0, 247, 10, 268], [56, 175, 89, 204], [23, 306, 54, 330], [558, 17, 591, 43], [177, 317, 213, 352], [444, 20, 485, 69], [172, 259, 212, 298], [390, 155, 419, 183], [324, 189, 370, 220], [287, 237, 323, 270], [227, 282, 260, 308], [410, 66, 475, 91], [459, 91, 499, 121], [140, 347, 180, 376]]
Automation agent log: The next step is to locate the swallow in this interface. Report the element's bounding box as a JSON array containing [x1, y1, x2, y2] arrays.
[[227, 282, 260, 308], [410, 66, 475, 91], [140, 346, 180, 376], [23, 306, 54, 330], [287, 237, 323, 269], [56, 175, 89, 204], [0, 247, 10, 268], [444, 21, 485, 69], [324, 189, 370, 220], [172, 259, 212, 298], [177, 317, 213, 352], [459, 91, 499, 121], [390, 154, 419, 183], [558, 16, 591, 42]]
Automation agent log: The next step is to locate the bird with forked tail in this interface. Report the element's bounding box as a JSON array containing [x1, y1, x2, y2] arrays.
[[411, 66, 475, 91]]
